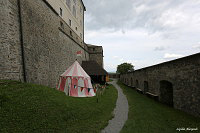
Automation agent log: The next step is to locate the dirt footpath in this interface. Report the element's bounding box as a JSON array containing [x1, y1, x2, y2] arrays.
[[101, 79, 129, 133]]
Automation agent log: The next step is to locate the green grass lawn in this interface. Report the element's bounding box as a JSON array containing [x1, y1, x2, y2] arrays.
[[0, 80, 117, 133], [117, 81, 200, 133]]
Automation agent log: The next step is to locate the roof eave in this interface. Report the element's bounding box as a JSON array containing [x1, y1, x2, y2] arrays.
[[80, 0, 86, 11]]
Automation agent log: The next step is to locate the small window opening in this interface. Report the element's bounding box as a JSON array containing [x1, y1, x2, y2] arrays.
[[60, 21, 64, 29], [60, 8, 62, 16], [70, 30, 72, 36], [69, 19, 72, 26]]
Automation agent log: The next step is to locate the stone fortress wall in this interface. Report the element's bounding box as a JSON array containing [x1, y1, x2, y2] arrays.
[[0, 0, 102, 87], [0, 0, 24, 83], [120, 53, 200, 117], [46, 0, 85, 40], [87, 44, 104, 67]]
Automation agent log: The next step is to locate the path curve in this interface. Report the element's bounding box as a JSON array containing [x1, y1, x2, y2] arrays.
[[101, 79, 129, 133]]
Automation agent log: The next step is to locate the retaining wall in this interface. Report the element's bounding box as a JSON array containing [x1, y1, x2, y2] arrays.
[[120, 53, 200, 117]]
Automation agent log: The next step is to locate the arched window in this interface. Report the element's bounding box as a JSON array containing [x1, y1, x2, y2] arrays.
[[66, 0, 71, 10], [73, 5, 76, 17]]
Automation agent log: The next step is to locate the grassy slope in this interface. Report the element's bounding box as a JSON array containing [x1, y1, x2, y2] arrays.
[[0, 80, 117, 133], [117, 81, 200, 133]]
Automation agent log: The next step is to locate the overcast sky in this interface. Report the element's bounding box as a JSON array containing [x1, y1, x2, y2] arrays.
[[82, 0, 200, 72]]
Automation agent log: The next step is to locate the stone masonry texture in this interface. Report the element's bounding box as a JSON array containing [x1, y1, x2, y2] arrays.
[[0, 0, 24, 82], [120, 53, 200, 117], [88, 46, 104, 67], [0, 0, 95, 87]]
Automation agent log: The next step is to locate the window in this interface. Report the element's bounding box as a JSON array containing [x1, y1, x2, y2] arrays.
[[75, 27, 77, 31], [73, 5, 76, 17], [80, 33, 82, 38], [69, 19, 71, 26], [70, 30, 72, 36], [60, 8, 62, 16], [66, 0, 71, 10], [60, 21, 64, 29]]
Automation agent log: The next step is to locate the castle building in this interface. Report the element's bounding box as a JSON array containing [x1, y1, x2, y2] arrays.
[[87, 44, 104, 67], [0, 0, 107, 87], [46, 0, 85, 41]]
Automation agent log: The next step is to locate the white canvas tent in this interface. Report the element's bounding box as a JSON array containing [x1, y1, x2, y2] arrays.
[[57, 61, 95, 97]]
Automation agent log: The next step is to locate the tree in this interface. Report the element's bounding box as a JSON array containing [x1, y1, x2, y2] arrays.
[[116, 63, 134, 74]]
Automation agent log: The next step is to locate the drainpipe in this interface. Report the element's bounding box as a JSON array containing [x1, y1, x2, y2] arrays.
[[17, 0, 27, 82]]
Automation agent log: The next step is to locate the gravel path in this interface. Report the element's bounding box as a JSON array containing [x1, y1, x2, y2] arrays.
[[101, 79, 129, 133]]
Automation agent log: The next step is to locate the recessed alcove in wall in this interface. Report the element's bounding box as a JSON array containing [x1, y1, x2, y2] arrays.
[[159, 80, 173, 107], [136, 80, 139, 88], [144, 81, 149, 94]]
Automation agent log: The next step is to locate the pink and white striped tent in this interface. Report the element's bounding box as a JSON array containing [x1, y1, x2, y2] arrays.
[[57, 61, 95, 97]]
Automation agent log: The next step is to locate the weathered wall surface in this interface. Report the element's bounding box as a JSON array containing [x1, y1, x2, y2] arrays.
[[120, 53, 200, 117], [0, 0, 24, 81], [46, 0, 84, 39], [0, 0, 90, 87], [20, 0, 89, 87], [88, 46, 104, 67]]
